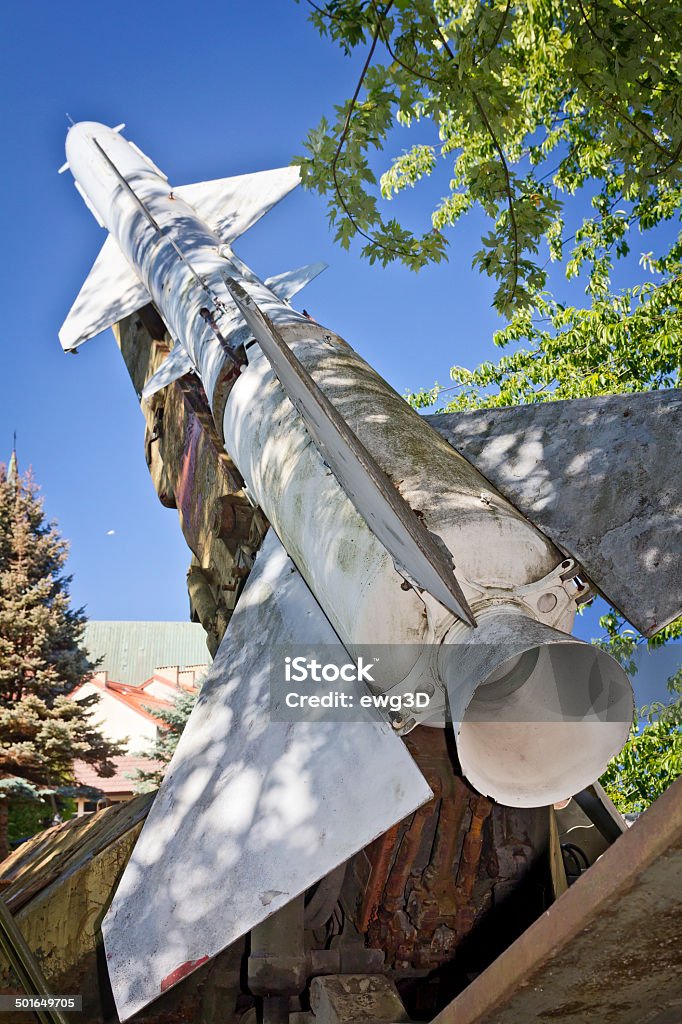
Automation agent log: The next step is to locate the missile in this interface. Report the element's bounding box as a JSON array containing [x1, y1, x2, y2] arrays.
[[59, 122, 634, 1018]]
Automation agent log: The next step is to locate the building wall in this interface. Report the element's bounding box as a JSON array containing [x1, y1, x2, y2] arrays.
[[74, 681, 158, 753]]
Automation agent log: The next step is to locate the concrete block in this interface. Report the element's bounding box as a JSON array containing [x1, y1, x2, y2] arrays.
[[309, 975, 410, 1024]]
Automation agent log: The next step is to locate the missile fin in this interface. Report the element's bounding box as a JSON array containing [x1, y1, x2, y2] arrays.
[[58, 235, 150, 351], [174, 166, 300, 246], [427, 389, 682, 637], [264, 261, 328, 302], [224, 277, 477, 627], [102, 530, 432, 1021], [74, 180, 106, 228], [141, 345, 195, 400]]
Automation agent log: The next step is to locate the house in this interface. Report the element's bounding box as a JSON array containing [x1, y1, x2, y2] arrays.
[[68, 621, 210, 813]]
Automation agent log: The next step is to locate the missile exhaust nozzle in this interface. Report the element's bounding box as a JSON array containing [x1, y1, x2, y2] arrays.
[[440, 607, 634, 808]]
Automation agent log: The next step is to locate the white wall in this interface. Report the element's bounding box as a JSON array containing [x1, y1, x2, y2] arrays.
[[73, 681, 157, 753]]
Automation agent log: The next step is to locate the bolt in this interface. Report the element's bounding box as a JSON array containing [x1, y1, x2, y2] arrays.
[[537, 592, 558, 613]]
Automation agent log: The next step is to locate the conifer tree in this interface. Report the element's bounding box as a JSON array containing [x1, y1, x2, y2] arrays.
[[135, 686, 200, 791], [0, 455, 122, 858]]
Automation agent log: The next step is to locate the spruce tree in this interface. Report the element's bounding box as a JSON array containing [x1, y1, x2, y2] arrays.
[[135, 687, 200, 791], [0, 454, 122, 858]]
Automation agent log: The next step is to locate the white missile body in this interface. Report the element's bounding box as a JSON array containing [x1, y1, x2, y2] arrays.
[[60, 116, 634, 810], [60, 122, 634, 1019]]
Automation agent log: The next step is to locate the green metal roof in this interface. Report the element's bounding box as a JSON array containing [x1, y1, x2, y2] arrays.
[[83, 621, 211, 687]]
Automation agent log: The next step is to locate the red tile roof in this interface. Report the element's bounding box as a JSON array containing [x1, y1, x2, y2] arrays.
[[104, 679, 173, 722], [70, 674, 189, 724], [74, 756, 164, 795]]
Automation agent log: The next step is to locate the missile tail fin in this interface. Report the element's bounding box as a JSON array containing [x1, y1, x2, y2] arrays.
[[141, 345, 194, 400], [428, 391, 682, 638], [102, 530, 432, 1020], [58, 235, 150, 352], [265, 261, 328, 302], [174, 166, 300, 247]]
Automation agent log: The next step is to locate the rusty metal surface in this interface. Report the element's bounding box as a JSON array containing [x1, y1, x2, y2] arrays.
[[0, 794, 154, 914], [348, 728, 549, 983], [432, 775, 682, 1024], [113, 310, 268, 652], [426, 389, 682, 636]]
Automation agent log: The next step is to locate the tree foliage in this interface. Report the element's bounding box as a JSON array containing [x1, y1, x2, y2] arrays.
[[0, 462, 122, 857], [597, 612, 682, 813], [297, 0, 681, 406], [298, 1, 681, 811], [135, 687, 199, 791]]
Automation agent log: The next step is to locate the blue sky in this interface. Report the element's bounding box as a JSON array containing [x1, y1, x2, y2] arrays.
[[0, 0, 671, 647]]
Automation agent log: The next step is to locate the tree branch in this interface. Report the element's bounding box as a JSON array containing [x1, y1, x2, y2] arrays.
[[573, 74, 675, 159], [328, 1, 417, 259], [575, 0, 618, 64], [428, 14, 519, 306], [475, 0, 511, 66], [616, 0, 660, 39], [471, 93, 520, 307], [306, 0, 370, 26], [370, 0, 449, 86]]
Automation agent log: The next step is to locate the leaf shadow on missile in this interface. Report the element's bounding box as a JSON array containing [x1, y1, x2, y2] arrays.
[[101, 532, 430, 1020], [223, 306, 589, 664], [427, 389, 682, 637], [224, 347, 439, 665]]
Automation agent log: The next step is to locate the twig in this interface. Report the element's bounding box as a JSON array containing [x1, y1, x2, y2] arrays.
[[475, 0, 511, 66], [305, 0, 368, 25], [430, 14, 519, 307], [575, 0, 617, 64], [328, 1, 422, 260], [471, 92, 520, 308], [575, 73, 673, 160], [617, 0, 659, 39], [370, 0, 449, 86]]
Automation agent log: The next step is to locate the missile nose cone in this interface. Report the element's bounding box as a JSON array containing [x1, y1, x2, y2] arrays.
[[65, 120, 113, 162], [65, 121, 91, 163], [439, 607, 634, 807]]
